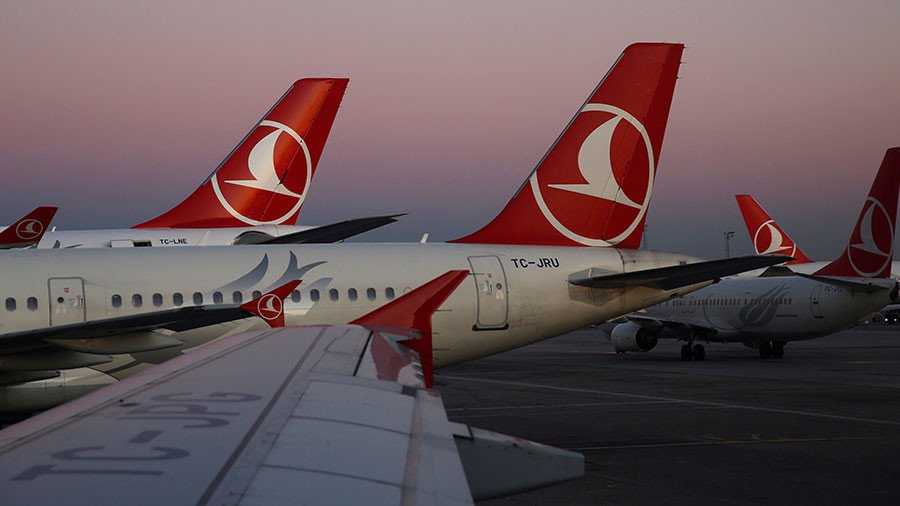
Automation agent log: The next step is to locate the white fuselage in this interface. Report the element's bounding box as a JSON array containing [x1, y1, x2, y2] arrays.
[[0, 225, 314, 249], [643, 275, 896, 344], [0, 244, 707, 366], [736, 261, 900, 281]]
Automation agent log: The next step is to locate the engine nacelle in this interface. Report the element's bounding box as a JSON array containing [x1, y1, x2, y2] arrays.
[[610, 322, 658, 353], [0, 368, 117, 414]]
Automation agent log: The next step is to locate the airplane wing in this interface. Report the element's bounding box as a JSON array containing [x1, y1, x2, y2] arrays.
[[0, 281, 300, 380], [0, 271, 583, 505], [569, 255, 794, 290], [234, 214, 404, 245], [794, 273, 896, 294], [0, 206, 58, 249], [626, 313, 717, 336]]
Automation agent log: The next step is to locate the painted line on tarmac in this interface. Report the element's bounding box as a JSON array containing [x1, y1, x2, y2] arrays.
[[438, 375, 900, 427], [570, 436, 880, 451], [446, 400, 683, 412]]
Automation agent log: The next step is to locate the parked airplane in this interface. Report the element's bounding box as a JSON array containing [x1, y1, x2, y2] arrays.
[[606, 148, 900, 360], [12, 78, 395, 249], [0, 207, 57, 249], [736, 187, 900, 279], [0, 272, 584, 505], [0, 42, 789, 413]]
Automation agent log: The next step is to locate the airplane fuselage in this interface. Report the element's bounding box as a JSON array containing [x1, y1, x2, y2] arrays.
[[644, 275, 896, 344], [6, 225, 315, 249]]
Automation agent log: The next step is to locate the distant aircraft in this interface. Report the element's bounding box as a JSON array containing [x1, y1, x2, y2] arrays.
[[606, 148, 900, 360], [0, 207, 57, 249], [0, 42, 788, 413], [11, 78, 395, 249], [0, 271, 584, 505], [736, 190, 900, 279]]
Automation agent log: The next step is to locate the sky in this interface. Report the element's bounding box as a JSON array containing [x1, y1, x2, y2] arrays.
[[1, 0, 898, 258]]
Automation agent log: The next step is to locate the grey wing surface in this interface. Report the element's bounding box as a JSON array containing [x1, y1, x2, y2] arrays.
[[0, 324, 582, 505]]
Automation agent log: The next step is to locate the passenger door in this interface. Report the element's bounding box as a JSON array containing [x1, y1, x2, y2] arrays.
[[48, 278, 86, 326], [467, 256, 509, 330], [810, 285, 824, 319]]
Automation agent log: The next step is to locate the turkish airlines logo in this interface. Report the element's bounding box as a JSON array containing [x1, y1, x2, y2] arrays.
[[753, 220, 796, 257], [211, 120, 312, 226], [530, 104, 654, 246], [15, 219, 43, 240], [847, 197, 894, 277], [255, 293, 284, 321]]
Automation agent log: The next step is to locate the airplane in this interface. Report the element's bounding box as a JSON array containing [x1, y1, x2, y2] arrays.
[[736, 189, 900, 279], [0, 207, 57, 249], [605, 148, 900, 360], [0, 271, 584, 505], [0, 42, 790, 413], [11, 78, 397, 249]]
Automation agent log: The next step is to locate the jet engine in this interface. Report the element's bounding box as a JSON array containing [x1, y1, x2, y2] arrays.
[[0, 368, 117, 414], [610, 322, 658, 352]]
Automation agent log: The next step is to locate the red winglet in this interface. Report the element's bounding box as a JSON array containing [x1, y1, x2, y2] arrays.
[[352, 270, 470, 387], [735, 194, 812, 264], [240, 279, 302, 328], [0, 206, 58, 248]]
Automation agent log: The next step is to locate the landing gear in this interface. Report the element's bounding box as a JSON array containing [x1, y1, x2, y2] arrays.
[[758, 341, 785, 359], [693, 344, 706, 361], [681, 343, 706, 361], [772, 341, 785, 359]]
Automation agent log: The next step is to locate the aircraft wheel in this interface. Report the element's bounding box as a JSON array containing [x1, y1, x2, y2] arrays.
[[759, 341, 773, 359], [772, 342, 785, 359], [680, 344, 693, 361], [693, 344, 706, 361]]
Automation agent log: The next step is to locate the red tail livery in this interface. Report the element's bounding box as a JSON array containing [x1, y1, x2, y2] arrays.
[[816, 148, 900, 278], [135, 78, 349, 229], [735, 194, 811, 264], [0, 206, 58, 249], [452, 43, 683, 247]]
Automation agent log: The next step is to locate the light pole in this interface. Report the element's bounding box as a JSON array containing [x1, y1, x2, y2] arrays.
[[724, 230, 735, 258]]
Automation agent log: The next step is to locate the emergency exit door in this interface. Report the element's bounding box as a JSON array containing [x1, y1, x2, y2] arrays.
[[48, 278, 86, 326], [468, 256, 509, 330]]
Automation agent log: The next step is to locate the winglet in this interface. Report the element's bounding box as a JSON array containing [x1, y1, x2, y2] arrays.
[[815, 148, 900, 278], [0, 206, 58, 249], [240, 280, 302, 328], [735, 194, 812, 264], [352, 270, 470, 387]]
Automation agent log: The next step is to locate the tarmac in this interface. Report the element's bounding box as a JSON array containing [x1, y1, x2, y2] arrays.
[[438, 324, 900, 505]]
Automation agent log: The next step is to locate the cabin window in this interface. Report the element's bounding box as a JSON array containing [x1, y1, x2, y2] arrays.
[[173, 293, 183, 306], [27, 297, 38, 311], [152, 293, 163, 307], [310, 289, 320, 302], [252, 291, 262, 300], [233, 291, 243, 304], [367, 288, 376, 301], [111, 294, 122, 308], [329, 289, 339, 301], [193, 292, 203, 305], [213, 292, 223, 304], [385, 287, 395, 300], [132, 294, 143, 308], [348, 288, 358, 301], [291, 290, 301, 303], [5, 298, 15, 311]]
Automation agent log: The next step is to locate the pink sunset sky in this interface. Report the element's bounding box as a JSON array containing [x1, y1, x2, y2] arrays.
[[1, 0, 898, 258]]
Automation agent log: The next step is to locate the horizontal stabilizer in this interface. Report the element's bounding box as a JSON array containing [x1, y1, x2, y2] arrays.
[[239, 214, 404, 245], [795, 273, 896, 293], [451, 422, 584, 501], [569, 255, 794, 290]]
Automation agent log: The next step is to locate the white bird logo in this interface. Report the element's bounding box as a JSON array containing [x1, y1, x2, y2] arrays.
[[548, 116, 641, 209], [848, 198, 894, 277], [256, 293, 283, 321], [754, 221, 793, 255], [15, 219, 43, 240]]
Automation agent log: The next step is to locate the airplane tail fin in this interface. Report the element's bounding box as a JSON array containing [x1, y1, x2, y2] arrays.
[[815, 148, 900, 278], [450, 43, 684, 247], [0, 206, 58, 249], [735, 194, 811, 264], [352, 270, 470, 387], [134, 78, 349, 229], [240, 279, 302, 328]]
